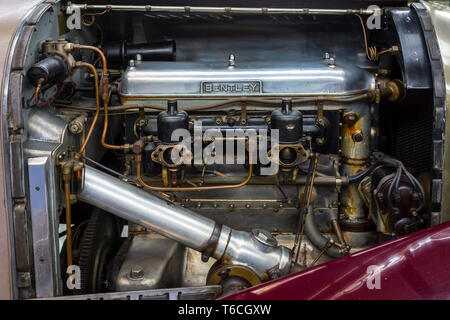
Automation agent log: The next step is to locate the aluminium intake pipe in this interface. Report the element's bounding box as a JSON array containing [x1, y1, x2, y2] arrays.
[[78, 165, 291, 281]]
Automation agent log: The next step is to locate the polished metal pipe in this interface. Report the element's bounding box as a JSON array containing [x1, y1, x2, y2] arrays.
[[69, 4, 376, 15], [79, 165, 291, 280], [142, 174, 348, 186]]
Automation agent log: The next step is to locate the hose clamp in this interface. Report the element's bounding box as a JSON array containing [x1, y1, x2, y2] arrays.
[[202, 222, 222, 262]]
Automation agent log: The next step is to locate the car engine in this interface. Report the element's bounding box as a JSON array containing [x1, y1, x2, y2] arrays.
[[4, 0, 446, 299]]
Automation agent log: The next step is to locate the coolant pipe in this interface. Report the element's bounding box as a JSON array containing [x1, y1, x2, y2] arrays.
[[305, 207, 342, 258], [78, 165, 291, 281]]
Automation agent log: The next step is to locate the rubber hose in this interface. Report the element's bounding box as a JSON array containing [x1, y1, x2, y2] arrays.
[[305, 212, 342, 258]]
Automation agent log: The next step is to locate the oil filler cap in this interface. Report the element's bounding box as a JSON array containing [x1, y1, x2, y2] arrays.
[[252, 229, 278, 248]]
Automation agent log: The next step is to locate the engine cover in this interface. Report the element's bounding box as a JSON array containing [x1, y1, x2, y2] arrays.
[[119, 60, 375, 104]]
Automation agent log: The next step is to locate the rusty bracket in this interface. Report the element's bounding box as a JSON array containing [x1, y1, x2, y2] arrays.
[[316, 101, 324, 126]]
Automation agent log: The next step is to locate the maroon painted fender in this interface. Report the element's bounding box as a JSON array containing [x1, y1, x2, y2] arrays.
[[223, 222, 450, 300]]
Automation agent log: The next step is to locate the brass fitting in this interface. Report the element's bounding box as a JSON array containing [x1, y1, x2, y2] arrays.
[[132, 140, 145, 154], [377, 79, 405, 102], [60, 152, 84, 182], [120, 143, 131, 152], [101, 77, 110, 102]]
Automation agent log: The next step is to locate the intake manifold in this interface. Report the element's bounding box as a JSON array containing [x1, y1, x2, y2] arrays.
[[78, 165, 292, 282]]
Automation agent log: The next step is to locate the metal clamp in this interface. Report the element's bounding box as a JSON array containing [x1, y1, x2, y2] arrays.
[[202, 222, 223, 262]]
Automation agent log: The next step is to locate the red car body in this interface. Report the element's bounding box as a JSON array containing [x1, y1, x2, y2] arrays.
[[224, 221, 450, 300]]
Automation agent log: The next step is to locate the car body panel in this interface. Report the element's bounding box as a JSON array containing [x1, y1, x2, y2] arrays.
[[423, 1, 450, 223], [223, 221, 450, 300], [0, 0, 42, 299]]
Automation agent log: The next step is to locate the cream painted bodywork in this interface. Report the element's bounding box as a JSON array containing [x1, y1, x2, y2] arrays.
[[423, 1, 450, 222], [0, 0, 42, 299]]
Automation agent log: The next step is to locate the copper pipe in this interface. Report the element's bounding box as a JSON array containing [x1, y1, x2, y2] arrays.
[[100, 88, 124, 150], [37, 82, 67, 107], [53, 92, 374, 113], [331, 219, 346, 246], [310, 239, 334, 268], [34, 78, 44, 106], [305, 156, 319, 208], [77, 62, 100, 155], [64, 180, 77, 294], [293, 154, 319, 263], [131, 172, 347, 186], [136, 154, 253, 191], [76, 45, 107, 76], [34, 77, 67, 107], [75, 45, 125, 150]]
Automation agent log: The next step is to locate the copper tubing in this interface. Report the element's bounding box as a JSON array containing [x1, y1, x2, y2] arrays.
[[309, 239, 334, 267], [76, 45, 107, 76], [34, 77, 67, 107], [142, 174, 347, 186], [75, 45, 125, 150], [54, 92, 374, 113], [100, 88, 123, 150], [331, 219, 347, 247], [77, 62, 100, 155], [34, 78, 44, 106], [305, 156, 319, 208], [74, 45, 108, 108], [64, 180, 77, 294], [136, 154, 253, 191], [293, 154, 319, 263]]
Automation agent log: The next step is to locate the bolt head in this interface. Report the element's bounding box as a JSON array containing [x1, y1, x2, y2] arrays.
[[343, 113, 359, 126], [352, 132, 364, 142], [130, 266, 144, 279], [228, 53, 236, 67], [227, 118, 236, 126]]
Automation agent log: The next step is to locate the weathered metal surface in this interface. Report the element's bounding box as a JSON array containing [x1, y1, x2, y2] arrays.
[[423, 1, 450, 223], [27, 156, 61, 298], [33, 285, 222, 300], [115, 234, 184, 291], [0, 0, 48, 300], [340, 102, 373, 246]]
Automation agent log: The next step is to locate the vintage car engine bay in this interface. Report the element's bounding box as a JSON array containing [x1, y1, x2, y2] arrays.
[[4, 0, 446, 299]]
